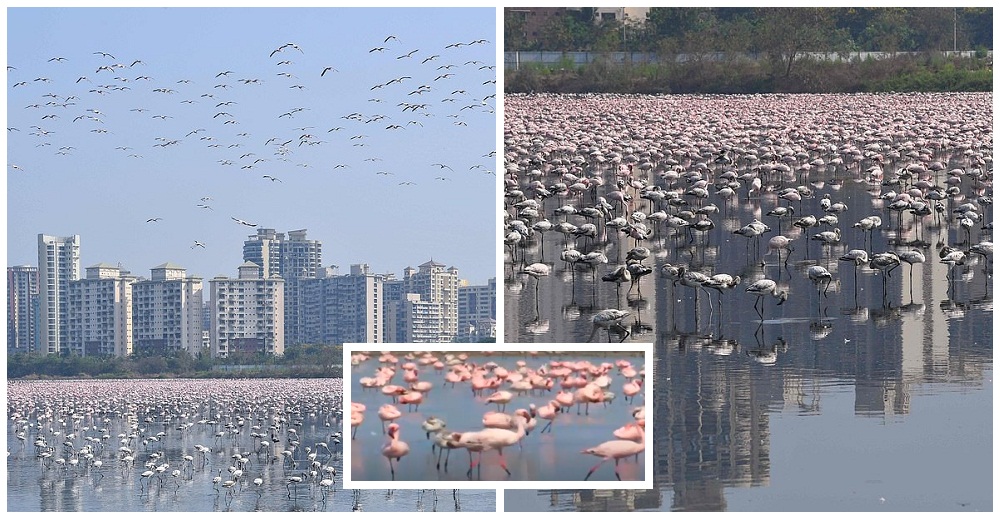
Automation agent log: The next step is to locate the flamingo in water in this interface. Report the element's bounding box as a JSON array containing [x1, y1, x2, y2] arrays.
[[381, 423, 410, 479], [582, 419, 646, 481], [451, 409, 529, 478]]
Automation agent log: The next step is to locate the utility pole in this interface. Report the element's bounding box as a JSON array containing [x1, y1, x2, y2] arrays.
[[954, 8, 958, 53]]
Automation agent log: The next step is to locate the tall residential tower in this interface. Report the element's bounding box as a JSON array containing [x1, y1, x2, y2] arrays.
[[243, 228, 321, 346], [132, 263, 204, 356], [7, 265, 39, 353], [37, 234, 81, 354]]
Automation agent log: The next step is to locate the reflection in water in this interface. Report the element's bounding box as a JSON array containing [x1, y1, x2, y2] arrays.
[[503, 93, 991, 511]]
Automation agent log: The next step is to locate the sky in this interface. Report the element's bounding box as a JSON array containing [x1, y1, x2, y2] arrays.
[[5, 7, 499, 285]]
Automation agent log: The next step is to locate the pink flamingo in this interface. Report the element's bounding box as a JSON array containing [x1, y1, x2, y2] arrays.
[[555, 390, 575, 412], [377, 404, 401, 433], [381, 384, 406, 403], [485, 390, 514, 412], [573, 383, 604, 415], [445, 371, 463, 387], [350, 410, 364, 439], [582, 420, 645, 481], [622, 379, 642, 404], [411, 380, 433, 394], [482, 411, 515, 429], [518, 407, 538, 437], [399, 391, 423, 412], [457, 409, 530, 478], [536, 399, 561, 433], [381, 423, 409, 479]]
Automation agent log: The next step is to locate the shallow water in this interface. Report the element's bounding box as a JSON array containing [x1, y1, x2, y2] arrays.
[[6, 378, 495, 512], [502, 93, 992, 511], [349, 352, 647, 483]]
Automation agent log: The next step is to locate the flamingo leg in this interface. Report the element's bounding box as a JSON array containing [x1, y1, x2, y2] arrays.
[[584, 458, 609, 481], [498, 449, 511, 476]]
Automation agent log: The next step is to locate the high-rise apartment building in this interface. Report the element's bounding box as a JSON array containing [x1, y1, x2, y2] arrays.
[[209, 261, 284, 358], [386, 293, 447, 343], [242, 228, 321, 346], [66, 263, 135, 357], [458, 277, 496, 342], [37, 234, 81, 354], [7, 265, 40, 353], [301, 263, 384, 345], [401, 260, 459, 341], [132, 263, 204, 356]]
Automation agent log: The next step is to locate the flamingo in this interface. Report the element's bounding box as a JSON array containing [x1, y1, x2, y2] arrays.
[[807, 265, 833, 297], [350, 409, 364, 439], [589, 309, 630, 343], [622, 379, 642, 404], [898, 249, 926, 300], [485, 390, 514, 412], [839, 249, 870, 297], [381, 423, 410, 479], [399, 391, 424, 412], [455, 409, 529, 478], [377, 404, 401, 433], [421, 416, 446, 439], [767, 235, 794, 266], [745, 279, 787, 321], [869, 252, 901, 303], [431, 429, 456, 470], [536, 399, 560, 433], [582, 420, 645, 481]]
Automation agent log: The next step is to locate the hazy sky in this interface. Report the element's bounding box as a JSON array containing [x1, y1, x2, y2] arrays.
[[6, 7, 498, 285]]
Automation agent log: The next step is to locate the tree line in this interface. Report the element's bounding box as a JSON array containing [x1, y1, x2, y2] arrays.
[[7, 344, 344, 379], [504, 8, 992, 94], [505, 7, 992, 55]]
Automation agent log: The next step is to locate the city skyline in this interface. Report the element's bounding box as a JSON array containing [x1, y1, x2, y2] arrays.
[[6, 7, 498, 286]]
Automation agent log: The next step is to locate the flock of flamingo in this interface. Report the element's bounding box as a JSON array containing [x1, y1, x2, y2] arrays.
[[5, 378, 481, 512], [503, 92, 992, 344], [349, 350, 648, 481]]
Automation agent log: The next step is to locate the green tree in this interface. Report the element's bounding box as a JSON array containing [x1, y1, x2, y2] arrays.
[[754, 7, 849, 78], [504, 9, 529, 51]]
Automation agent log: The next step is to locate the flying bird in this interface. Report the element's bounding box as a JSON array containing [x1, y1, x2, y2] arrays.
[[191, 241, 206, 249], [262, 175, 282, 182], [321, 66, 337, 76], [146, 217, 162, 223], [231, 217, 257, 227]]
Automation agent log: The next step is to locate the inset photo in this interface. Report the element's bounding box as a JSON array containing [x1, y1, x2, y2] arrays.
[[343, 344, 653, 489]]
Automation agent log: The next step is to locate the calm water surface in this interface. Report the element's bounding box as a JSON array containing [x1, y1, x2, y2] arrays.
[[6, 378, 495, 512], [503, 93, 992, 511]]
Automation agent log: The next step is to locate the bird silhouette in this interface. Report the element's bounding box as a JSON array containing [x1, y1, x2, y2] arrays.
[[231, 217, 257, 227]]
